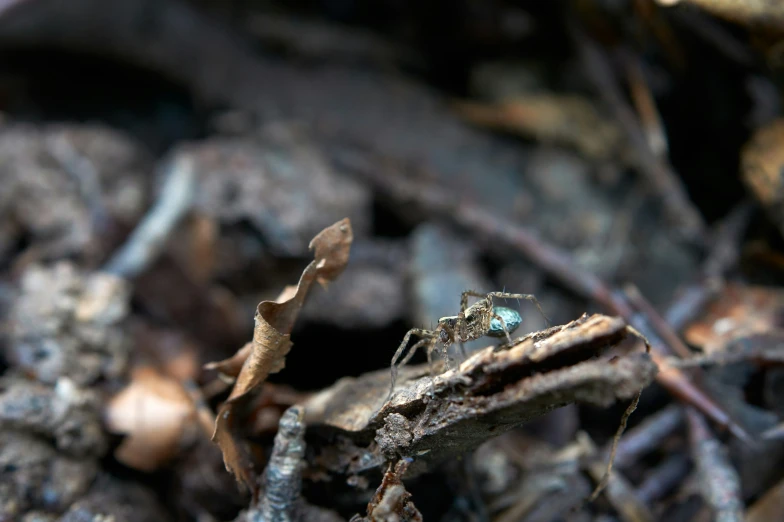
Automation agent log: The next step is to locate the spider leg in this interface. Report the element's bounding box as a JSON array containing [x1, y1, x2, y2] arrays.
[[457, 342, 468, 362], [424, 338, 451, 398], [492, 313, 514, 345], [400, 337, 433, 366], [426, 341, 436, 398], [487, 292, 550, 327], [460, 290, 487, 312], [389, 328, 436, 401]]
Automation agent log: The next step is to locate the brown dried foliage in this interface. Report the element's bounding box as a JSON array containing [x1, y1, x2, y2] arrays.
[[206, 218, 354, 491]]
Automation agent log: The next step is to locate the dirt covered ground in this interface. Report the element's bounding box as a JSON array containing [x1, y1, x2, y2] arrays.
[[1, 1, 784, 521]]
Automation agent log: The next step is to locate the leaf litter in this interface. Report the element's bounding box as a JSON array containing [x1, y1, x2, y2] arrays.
[[206, 218, 354, 492], [5, 1, 784, 520]]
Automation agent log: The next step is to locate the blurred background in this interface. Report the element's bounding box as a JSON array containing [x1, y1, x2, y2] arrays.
[[2, 0, 784, 521]]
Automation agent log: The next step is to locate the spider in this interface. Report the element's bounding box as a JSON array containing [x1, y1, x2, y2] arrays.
[[387, 291, 548, 400]]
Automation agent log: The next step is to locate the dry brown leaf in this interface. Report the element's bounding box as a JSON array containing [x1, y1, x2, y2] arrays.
[[684, 283, 784, 353], [454, 94, 624, 161], [208, 218, 353, 491], [105, 365, 198, 471], [656, 0, 784, 30], [131, 322, 202, 382], [747, 476, 784, 522], [742, 119, 784, 236], [206, 342, 253, 380]]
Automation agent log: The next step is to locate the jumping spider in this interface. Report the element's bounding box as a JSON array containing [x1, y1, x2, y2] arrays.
[[388, 291, 548, 400]]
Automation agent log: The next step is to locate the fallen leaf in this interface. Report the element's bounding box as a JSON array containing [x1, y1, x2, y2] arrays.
[[741, 119, 784, 236], [747, 476, 784, 522], [454, 94, 624, 161], [655, 0, 784, 31], [684, 283, 784, 353], [105, 365, 197, 472], [208, 218, 353, 491]]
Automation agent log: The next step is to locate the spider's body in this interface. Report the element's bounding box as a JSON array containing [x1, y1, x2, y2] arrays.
[[437, 301, 522, 346], [387, 291, 547, 400]]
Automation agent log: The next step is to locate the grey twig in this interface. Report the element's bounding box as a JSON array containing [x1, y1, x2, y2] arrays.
[[259, 406, 307, 522], [610, 404, 684, 470], [103, 155, 195, 278], [636, 454, 691, 505], [686, 407, 744, 522], [664, 201, 753, 331]]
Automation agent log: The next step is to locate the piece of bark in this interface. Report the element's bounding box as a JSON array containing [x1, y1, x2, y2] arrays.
[[304, 314, 657, 478]]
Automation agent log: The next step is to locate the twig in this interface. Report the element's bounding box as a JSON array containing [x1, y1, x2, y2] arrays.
[[0, 0, 27, 18], [624, 51, 669, 159], [581, 433, 655, 522], [610, 404, 684, 470], [259, 406, 307, 520], [663, 202, 753, 331], [671, 7, 756, 66], [703, 201, 754, 280], [588, 391, 642, 502], [569, 21, 706, 241], [625, 284, 692, 358], [636, 454, 691, 505], [686, 407, 744, 522], [103, 155, 196, 278]]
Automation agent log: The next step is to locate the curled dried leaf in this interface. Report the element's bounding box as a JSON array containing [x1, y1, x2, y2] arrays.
[[209, 218, 353, 491]]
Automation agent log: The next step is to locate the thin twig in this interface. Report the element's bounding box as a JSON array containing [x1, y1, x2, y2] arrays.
[[609, 404, 684, 470], [624, 51, 669, 159], [588, 390, 642, 502], [636, 454, 691, 505], [686, 407, 744, 522], [625, 284, 693, 358], [259, 406, 307, 519], [664, 201, 753, 331], [103, 155, 196, 278], [671, 7, 756, 66], [704, 201, 754, 280], [570, 21, 706, 241]]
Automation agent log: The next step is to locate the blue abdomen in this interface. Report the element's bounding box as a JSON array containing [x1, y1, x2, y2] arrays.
[[488, 307, 522, 337]]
